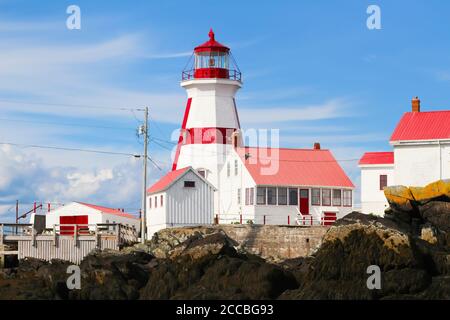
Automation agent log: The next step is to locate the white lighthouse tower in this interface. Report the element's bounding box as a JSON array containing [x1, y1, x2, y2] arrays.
[[173, 29, 242, 191]]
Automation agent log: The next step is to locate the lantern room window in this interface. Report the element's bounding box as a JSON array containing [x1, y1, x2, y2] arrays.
[[182, 29, 241, 81], [195, 51, 229, 69]]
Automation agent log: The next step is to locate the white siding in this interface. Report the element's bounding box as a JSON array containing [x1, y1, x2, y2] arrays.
[[394, 141, 450, 187], [146, 170, 214, 238], [360, 164, 394, 216], [44, 203, 102, 230]]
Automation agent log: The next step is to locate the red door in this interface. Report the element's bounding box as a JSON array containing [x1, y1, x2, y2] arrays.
[[59, 215, 88, 235], [299, 189, 309, 215]]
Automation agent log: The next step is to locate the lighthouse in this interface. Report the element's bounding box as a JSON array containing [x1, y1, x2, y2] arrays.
[[172, 29, 242, 191]]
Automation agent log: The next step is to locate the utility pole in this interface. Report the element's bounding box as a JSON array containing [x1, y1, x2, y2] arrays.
[[140, 107, 149, 243]]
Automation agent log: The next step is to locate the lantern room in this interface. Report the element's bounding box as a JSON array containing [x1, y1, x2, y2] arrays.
[[182, 29, 241, 81]]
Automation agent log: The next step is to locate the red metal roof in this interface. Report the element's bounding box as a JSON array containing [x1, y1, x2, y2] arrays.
[[359, 152, 394, 165], [237, 147, 354, 188], [194, 29, 229, 53], [147, 167, 190, 194], [390, 110, 450, 142], [76, 202, 139, 220]]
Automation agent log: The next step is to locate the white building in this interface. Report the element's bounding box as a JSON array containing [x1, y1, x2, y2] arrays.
[[146, 167, 215, 237], [42, 202, 140, 233], [146, 30, 355, 237], [358, 152, 394, 215], [360, 97, 450, 215]]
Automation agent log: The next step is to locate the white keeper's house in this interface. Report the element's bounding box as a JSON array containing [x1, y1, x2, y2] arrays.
[[359, 97, 450, 215], [146, 30, 355, 237]]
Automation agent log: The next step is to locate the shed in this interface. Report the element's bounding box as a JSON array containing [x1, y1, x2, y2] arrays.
[[43, 202, 140, 233], [146, 166, 216, 237]]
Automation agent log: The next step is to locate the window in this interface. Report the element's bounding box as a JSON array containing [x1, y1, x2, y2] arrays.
[[234, 159, 238, 176], [256, 187, 266, 205], [380, 175, 388, 190], [237, 188, 241, 205], [184, 181, 196, 188], [227, 162, 230, 177], [311, 188, 321, 206], [322, 189, 331, 206], [288, 188, 298, 205], [332, 189, 342, 206], [343, 190, 352, 207], [149, 197, 152, 209], [250, 188, 254, 205], [160, 195, 163, 207], [245, 188, 249, 205], [278, 188, 287, 205], [154, 196, 157, 208], [267, 187, 277, 205]]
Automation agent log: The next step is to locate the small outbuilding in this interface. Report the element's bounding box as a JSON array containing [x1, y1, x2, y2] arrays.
[[146, 166, 216, 237], [42, 202, 140, 234]]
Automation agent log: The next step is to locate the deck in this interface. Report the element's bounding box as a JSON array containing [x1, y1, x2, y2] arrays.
[[0, 223, 138, 265]]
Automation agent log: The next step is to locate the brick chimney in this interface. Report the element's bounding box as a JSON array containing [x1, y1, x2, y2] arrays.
[[412, 96, 420, 112], [313, 142, 321, 150]]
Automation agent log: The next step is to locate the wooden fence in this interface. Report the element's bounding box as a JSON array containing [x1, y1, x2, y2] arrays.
[[1, 223, 138, 265]]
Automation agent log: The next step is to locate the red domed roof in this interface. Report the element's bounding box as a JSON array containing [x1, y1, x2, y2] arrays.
[[194, 29, 229, 53]]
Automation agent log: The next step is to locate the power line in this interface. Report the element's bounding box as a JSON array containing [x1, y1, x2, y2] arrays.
[[0, 142, 139, 157], [0, 98, 145, 112], [0, 117, 136, 131]]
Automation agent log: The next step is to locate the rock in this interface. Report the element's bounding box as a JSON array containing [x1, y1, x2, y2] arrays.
[[280, 212, 431, 299], [74, 250, 153, 300], [420, 225, 438, 245], [418, 201, 450, 232], [168, 232, 238, 260]]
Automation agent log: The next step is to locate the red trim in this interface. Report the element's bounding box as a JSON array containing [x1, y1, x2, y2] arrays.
[[232, 98, 241, 129], [172, 98, 192, 171], [194, 68, 229, 79], [184, 127, 237, 145]]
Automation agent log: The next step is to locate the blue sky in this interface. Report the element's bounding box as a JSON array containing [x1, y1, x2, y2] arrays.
[[0, 0, 449, 220]]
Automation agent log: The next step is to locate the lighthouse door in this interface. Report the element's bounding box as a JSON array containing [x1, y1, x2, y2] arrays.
[[299, 189, 310, 215]]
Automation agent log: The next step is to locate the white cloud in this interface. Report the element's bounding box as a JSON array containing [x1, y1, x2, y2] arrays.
[[239, 98, 354, 124]]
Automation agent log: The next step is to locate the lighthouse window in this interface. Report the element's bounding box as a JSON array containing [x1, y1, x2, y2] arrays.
[[250, 188, 254, 205], [256, 187, 267, 205], [234, 160, 238, 175], [227, 162, 230, 177], [237, 188, 241, 205]]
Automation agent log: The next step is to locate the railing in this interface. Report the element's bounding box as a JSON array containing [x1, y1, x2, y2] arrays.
[[214, 212, 336, 227], [0, 223, 33, 239], [182, 69, 242, 81]]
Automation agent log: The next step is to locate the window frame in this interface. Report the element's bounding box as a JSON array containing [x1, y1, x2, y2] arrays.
[[321, 189, 332, 206], [184, 180, 196, 188], [256, 187, 267, 205], [288, 188, 298, 205], [379, 174, 388, 190], [267, 187, 277, 205], [343, 190, 352, 207], [311, 188, 321, 206], [332, 189, 342, 206], [277, 187, 287, 205]]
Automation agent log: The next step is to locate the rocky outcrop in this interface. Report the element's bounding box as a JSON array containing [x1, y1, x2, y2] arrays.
[[1, 180, 449, 299]]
